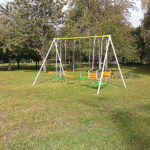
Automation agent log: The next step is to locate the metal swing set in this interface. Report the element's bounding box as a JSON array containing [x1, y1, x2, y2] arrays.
[[32, 35, 126, 95]]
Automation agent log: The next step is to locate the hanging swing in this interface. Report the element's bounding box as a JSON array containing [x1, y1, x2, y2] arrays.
[[95, 35, 105, 80], [54, 40, 64, 79], [80, 39, 90, 79], [64, 39, 76, 78], [88, 36, 97, 80], [93, 38, 111, 86]]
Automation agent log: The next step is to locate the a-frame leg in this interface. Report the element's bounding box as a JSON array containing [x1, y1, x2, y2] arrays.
[[110, 36, 126, 88], [33, 39, 55, 86], [97, 37, 110, 95], [54, 40, 67, 83]]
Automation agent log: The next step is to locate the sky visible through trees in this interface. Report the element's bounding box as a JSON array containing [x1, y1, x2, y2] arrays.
[[0, 0, 144, 28], [129, 0, 143, 27]]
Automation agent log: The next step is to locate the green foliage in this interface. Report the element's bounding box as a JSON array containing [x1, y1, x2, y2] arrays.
[[141, 0, 150, 63], [62, 0, 138, 63], [0, 0, 148, 69], [0, 0, 65, 70], [131, 27, 145, 64]]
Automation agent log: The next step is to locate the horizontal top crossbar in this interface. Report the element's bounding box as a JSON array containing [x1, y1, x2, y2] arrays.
[[54, 35, 110, 40]]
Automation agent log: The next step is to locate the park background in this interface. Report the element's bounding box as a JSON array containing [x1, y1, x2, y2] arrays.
[[0, 0, 150, 150]]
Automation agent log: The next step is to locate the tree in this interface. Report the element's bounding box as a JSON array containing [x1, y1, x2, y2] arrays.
[[141, 0, 150, 8], [132, 27, 145, 64], [0, 1, 30, 70], [0, 2, 15, 71], [61, 0, 137, 64], [141, 0, 150, 63], [21, 0, 65, 72], [0, 0, 65, 71]]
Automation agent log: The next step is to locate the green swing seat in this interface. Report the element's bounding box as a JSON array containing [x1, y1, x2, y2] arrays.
[[54, 77, 63, 80], [93, 82, 107, 86], [80, 77, 89, 79]]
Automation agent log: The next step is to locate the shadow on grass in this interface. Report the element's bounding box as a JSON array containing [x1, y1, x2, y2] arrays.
[[0, 63, 89, 72], [0, 64, 38, 71], [109, 82, 125, 88], [80, 83, 107, 90], [36, 80, 50, 86], [0, 64, 56, 71], [1, 64, 150, 77], [111, 104, 150, 150], [110, 64, 150, 76], [78, 96, 110, 109]]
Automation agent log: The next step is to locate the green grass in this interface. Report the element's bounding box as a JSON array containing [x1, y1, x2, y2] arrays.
[[0, 64, 150, 150]]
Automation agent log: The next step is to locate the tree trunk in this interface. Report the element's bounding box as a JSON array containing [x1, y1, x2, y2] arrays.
[[48, 59, 50, 66], [72, 40, 75, 72], [42, 57, 47, 72], [72, 52, 75, 72], [80, 48, 82, 74], [35, 61, 38, 70], [105, 59, 108, 70], [8, 58, 12, 71], [17, 59, 20, 69], [140, 57, 143, 64], [122, 57, 125, 64], [65, 41, 67, 64], [65, 54, 67, 64], [89, 39, 91, 69]]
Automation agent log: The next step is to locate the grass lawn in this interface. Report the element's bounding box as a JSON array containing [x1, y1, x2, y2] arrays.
[[0, 64, 150, 150]]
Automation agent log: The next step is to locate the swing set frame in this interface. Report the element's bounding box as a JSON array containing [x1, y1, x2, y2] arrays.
[[32, 35, 126, 95]]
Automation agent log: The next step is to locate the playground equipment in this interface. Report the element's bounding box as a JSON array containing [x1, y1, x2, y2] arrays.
[[79, 39, 91, 79], [32, 35, 126, 95], [88, 36, 97, 78], [64, 75, 75, 78], [96, 35, 105, 79], [48, 71, 55, 74]]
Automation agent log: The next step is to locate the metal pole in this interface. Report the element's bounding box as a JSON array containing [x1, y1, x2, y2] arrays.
[[88, 36, 97, 78], [100, 35, 105, 70], [33, 39, 55, 86], [79, 39, 82, 77], [92, 36, 97, 69], [55, 41, 67, 83], [96, 38, 100, 80], [98, 39, 100, 69], [89, 39, 91, 69], [56, 40, 57, 78], [65, 40, 67, 64], [97, 37, 110, 95], [56, 35, 109, 40], [72, 39, 75, 72], [96, 36, 105, 80], [60, 40, 62, 78], [110, 36, 126, 88], [105, 39, 108, 70]]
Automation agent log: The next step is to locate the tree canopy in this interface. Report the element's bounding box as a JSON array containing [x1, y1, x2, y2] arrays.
[[141, 0, 150, 63], [0, 0, 149, 71]]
